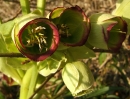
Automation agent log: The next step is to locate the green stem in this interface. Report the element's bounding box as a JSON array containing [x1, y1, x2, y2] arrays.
[[27, 65, 38, 99], [37, 0, 46, 15], [19, 64, 37, 99], [19, 0, 30, 15]]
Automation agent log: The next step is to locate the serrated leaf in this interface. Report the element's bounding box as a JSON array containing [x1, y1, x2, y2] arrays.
[[67, 45, 95, 61]]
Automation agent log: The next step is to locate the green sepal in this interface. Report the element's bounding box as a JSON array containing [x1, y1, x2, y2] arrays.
[[38, 51, 67, 76], [112, 0, 130, 34], [88, 13, 116, 49], [49, 7, 65, 24], [62, 61, 94, 97], [67, 45, 95, 61]]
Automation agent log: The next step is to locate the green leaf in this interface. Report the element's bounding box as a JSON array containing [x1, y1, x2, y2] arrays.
[[0, 20, 15, 37], [38, 51, 67, 76], [6, 58, 35, 70], [85, 86, 124, 98], [98, 53, 107, 65], [0, 92, 5, 99], [67, 45, 95, 61], [0, 58, 22, 84], [0, 34, 8, 52], [106, 95, 120, 99]]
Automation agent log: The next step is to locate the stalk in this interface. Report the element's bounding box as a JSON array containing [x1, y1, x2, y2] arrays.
[[19, 65, 35, 99], [19, 0, 30, 15], [27, 65, 38, 99], [37, 0, 46, 15]]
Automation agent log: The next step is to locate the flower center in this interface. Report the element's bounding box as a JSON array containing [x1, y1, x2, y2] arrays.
[[25, 25, 48, 52], [57, 24, 71, 38]]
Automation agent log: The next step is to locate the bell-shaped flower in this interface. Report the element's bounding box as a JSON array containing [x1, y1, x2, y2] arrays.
[[88, 13, 127, 51], [62, 61, 94, 97], [49, 5, 90, 46], [12, 14, 59, 61]]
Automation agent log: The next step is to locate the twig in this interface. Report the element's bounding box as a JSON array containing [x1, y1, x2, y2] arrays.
[[63, 0, 73, 6], [53, 85, 66, 99], [0, 53, 24, 57], [99, 54, 112, 69], [92, 49, 119, 53], [29, 69, 61, 99]]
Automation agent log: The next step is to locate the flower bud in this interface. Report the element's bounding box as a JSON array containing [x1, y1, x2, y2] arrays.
[[12, 14, 59, 61], [49, 6, 90, 46], [62, 61, 94, 97], [88, 13, 127, 51]]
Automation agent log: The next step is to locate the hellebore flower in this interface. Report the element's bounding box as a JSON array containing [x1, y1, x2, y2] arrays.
[[49, 5, 90, 46], [62, 61, 94, 97], [88, 13, 127, 51], [12, 14, 59, 61]]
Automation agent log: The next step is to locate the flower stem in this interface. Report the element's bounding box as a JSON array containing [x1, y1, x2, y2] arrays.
[[19, 0, 30, 15], [37, 0, 46, 15], [27, 65, 38, 99]]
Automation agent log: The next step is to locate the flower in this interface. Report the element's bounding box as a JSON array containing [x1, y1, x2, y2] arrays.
[[62, 61, 94, 97], [88, 13, 127, 51], [12, 14, 59, 61], [49, 5, 90, 46]]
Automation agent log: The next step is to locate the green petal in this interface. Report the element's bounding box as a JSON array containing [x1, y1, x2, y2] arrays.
[[62, 61, 94, 97], [62, 62, 79, 93], [72, 61, 94, 97], [67, 45, 95, 61], [38, 51, 66, 76]]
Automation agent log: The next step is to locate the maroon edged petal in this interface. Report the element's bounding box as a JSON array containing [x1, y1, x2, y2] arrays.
[[14, 18, 59, 61]]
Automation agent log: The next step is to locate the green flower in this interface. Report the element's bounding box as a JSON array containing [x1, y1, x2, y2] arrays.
[[88, 13, 127, 51], [12, 14, 59, 61], [49, 6, 90, 46], [62, 61, 94, 97]]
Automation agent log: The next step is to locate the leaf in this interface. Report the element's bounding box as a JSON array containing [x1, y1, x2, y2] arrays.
[[98, 53, 107, 65], [0, 34, 8, 52], [85, 86, 124, 98], [0, 58, 22, 84], [6, 58, 35, 70], [0, 20, 15, 37], [67, 45, 95, 61], [38, 51, 66, 76], [0, 92, 5, 99]]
